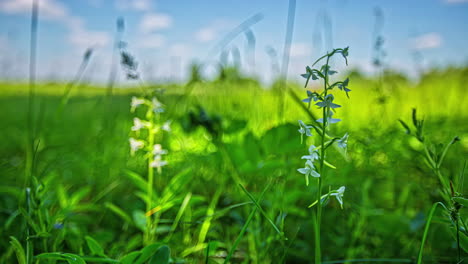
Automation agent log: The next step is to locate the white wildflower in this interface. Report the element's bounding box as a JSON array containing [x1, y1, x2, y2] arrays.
[[129, 137, 144, 155], [301, 145, 319, 162], [150, 156, 167, 169], [337, 133, 349, 149], [131, 117, 146, 131], [330, 186, 345, 209], [297, 160, 320, 186], [298, 120, 313, 137], [162, 120, 171, 132], [153, 144, 168, 155], [152, 97, 164, 113], [131, 96, 145, 112]]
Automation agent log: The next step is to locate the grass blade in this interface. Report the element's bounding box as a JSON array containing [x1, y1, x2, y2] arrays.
[[417, 202, 447, 264], [238, 183, 284, 237]]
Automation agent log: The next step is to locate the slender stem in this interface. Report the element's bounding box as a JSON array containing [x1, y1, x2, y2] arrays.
[[145, 112, 155, 245], [315, 55, 330, 264], [456, 218, 460, 263], [26, 188, 33, 264], [25, 0, 39, 189]]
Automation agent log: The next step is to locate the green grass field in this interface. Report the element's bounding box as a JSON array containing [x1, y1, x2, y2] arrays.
[[1, 66, 467, 263]]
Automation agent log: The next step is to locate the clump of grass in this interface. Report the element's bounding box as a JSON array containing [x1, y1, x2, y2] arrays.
[[400, 109, 466, 263], [297, 47, 350, 263]]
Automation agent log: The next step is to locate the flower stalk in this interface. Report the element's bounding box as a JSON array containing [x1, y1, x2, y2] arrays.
[[129, 96, 169, 245], [298, 47, 350, 263]]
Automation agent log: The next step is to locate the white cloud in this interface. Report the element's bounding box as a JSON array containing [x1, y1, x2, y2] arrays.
[[139, 13, 173, 34], [410, 33, 443, 50], [169, 43, 192, 58], [195, 28, 216, 42], [0, 0, 110, 49], [289, 43, 312, 58], [194, 20, 233, 43], [136, 34, 166, 49], [116, 0, 152, 11], [66, 17, 110, 49], [69, 28, 110, 49]]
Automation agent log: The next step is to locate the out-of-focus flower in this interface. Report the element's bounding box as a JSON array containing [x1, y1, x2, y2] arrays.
[[152, 97, 164, 113], [162, 120, 171, 132], [153, 144, 168, 155], [132, 117, 146, 131], [150, 156, 167, 169], [337, 133, 349, 149], [131, 96, 145, 112], [129, 137, 145, 155]]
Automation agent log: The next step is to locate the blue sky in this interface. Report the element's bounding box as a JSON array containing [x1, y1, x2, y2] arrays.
[[0, 0, 467, 83]]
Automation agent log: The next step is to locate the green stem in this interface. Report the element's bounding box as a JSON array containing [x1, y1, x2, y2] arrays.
[[315, 55, 331, 264], [145, 113, 155, 245], [417, 202, 446, 264], [26, 188, 33, 264], [423, 145, 450, 203]]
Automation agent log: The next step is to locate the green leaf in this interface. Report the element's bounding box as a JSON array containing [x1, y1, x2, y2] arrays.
[[417, 202, 447, 264], [238, 183, 284, 237], [398, 119, 411, 134], [36, 252, 86, 264], [85, 236, 107, 257], [104, 202, 133, 224], [135, 243, 165, 264], [9, 236, 26, 264], [149, 245, 171, 264], [124, 169, 148, 192], [120, 251, 141, 264], [453, 197, 468, 208], [458, 230, 468, 253], [133, 210, 147, 232]]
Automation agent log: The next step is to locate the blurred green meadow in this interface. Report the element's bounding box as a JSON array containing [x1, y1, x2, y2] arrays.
[[0, 65, 467, 263]]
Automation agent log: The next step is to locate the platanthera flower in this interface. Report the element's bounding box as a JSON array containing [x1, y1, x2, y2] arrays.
[[302, 90, 319, 103], [129, 137, 144, 155], [150, 155, 167, 169], [131, 96, 145, 112], [302, 145, 319, 162], [131, 117, 146, 131], [153, 144, 168, 155], [317, 110, 341, 124], [316, 94, 341, 109], [330, 186, 345, 209], [162, 120, 171, 132], [298, 120, 313, 137], [337, 133, 349, 149], [152, 97, 164, 113], [297, 160, 320, 186]]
